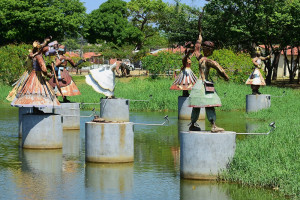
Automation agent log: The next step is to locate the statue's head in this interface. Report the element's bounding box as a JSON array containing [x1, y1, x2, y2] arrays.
[[255, 47, 262, 56], [202, 41, 214, 56], [32, 41, 41, 52]]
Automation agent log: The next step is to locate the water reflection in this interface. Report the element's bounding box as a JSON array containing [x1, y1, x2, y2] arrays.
[[85, 163, 134, 199], [62, 130, 80, 173], [180, 180, 231, 200]]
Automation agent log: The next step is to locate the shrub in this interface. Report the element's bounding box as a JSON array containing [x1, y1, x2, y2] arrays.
[[0, 44, 31, 85]]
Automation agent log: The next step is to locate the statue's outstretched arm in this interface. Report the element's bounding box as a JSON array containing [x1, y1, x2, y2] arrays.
[[206, 59, 229, 81]]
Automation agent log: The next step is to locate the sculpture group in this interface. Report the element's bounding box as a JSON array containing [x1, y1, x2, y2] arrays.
[[7, 16, 271, 133]]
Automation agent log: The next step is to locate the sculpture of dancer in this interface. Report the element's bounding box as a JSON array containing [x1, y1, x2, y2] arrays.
[[188, 17, 229, 132], [11, 38, 60, 108], [246, 47, 271, 95], [48, 48, 84, 102], [170, 42, 198, 96], [85, 61, 121, 98]]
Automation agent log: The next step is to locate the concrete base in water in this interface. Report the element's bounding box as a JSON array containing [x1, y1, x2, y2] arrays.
[[22, 114, 63, 149], [42, 103, 80, 130], [18, 107, 34, 138], [178, 96, 205, 120], [100, 98, 129, 122], [246, 94, 271, 112], [180, 131, 236, 180], [85, 122, 134, 163]]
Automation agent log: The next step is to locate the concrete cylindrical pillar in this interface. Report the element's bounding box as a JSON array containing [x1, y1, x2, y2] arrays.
[[85, 122, 134, 163], [100, 98, 129, 122], [246, 94, 271, 112], [180, 131, 236, 180], [22, 114, 63, 149], [42, 103, 80, 130], [178, 96, 205, 120], [18, 107, 34, 138]]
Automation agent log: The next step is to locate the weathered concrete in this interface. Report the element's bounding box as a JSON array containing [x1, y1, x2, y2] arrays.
[[180, 131, 236, 180], [22, 114, 63, 149], [180, 180, 231, 200], [100, 98, 129, 122], [178, 96, 205, 120], [85, 122, 134, 163], [178, 119, 205, 132], [42, 103, 80, 129], [85, 163, 133, 192], [18, 107, 33, 138], [246, 94, 271, 112]]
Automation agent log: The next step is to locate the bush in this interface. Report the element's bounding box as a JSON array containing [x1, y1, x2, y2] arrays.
[[0, 44, 31, 85], [141, 49, 253, 83], [209, 49, 253, 83]]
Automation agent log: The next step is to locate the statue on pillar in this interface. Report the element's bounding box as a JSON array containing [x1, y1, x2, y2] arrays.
[[47, 47, 85, 102], [10, 37, 60, 108], [170, 42, 198, 97], [85, 61, 121, 98], [246, 47, 271, 95], [188, 17, 229, 132]]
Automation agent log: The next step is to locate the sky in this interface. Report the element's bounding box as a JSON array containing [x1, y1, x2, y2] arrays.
[[80, 0, 207, 14]]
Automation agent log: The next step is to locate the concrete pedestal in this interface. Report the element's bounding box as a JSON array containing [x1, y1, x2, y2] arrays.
[[42, 103, 80, 129], [21, 114, 63, 149], [178, 96, 205, 120], [85, 122, 134, 163], [180, 131, 236, 180], [18, 107, 34, 138], [246, 94, 271, 112], [100, 98, 129, 122]]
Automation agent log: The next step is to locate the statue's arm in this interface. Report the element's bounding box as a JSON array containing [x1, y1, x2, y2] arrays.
[[206, 59, 229, 81]]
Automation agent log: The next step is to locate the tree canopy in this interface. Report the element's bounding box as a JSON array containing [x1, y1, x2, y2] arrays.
[[0, 0, 86, 45], [85, 0, 143, 46]]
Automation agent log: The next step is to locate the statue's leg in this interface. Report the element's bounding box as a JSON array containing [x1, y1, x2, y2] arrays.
[[251, 85, 260, 95], [189, 107, 201, 131], [206, 107, 224, 132]]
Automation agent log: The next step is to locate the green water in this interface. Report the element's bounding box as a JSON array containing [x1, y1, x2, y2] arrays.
[[0, 106, 286, 200]]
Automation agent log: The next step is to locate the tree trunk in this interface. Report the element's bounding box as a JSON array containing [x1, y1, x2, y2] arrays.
[[264, 45, 273, 85], [271, 51, 281, 80]]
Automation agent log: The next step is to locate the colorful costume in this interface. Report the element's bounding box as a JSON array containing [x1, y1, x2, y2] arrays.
[[11, 57, 60, 108], [85, 63, 118, 98], [246, 60, 266, 86]]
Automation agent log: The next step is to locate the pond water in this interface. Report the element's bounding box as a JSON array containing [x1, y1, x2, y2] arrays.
[[0, 105, 286, 200]]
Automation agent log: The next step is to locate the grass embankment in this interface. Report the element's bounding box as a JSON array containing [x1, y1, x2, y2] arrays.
[[0, 76, 299, 198]]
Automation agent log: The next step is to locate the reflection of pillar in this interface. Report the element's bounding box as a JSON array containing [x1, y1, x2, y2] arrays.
[[22, 149, 63, 174], [63, 130, 80, 159], [178, 119, 205, 132], [85, 163, 133, 198], [62, 130, 80, 173], [13, 149, 63, 199], [180, 180, 231, 200], [178, 96, 205, 120], [246, 121, 259, 133]]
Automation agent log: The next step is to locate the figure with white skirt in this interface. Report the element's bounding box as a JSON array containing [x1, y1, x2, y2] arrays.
[[246, 47, 271, 95], [85, 62, 121, 98]]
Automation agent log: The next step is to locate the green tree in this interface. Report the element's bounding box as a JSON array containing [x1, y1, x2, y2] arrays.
[[86, 0, 143, 46], [159, 2, 200, 46], [127, 0, 168, 50], [203, 0, 300, 84], [0, 0, 86, 45]]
